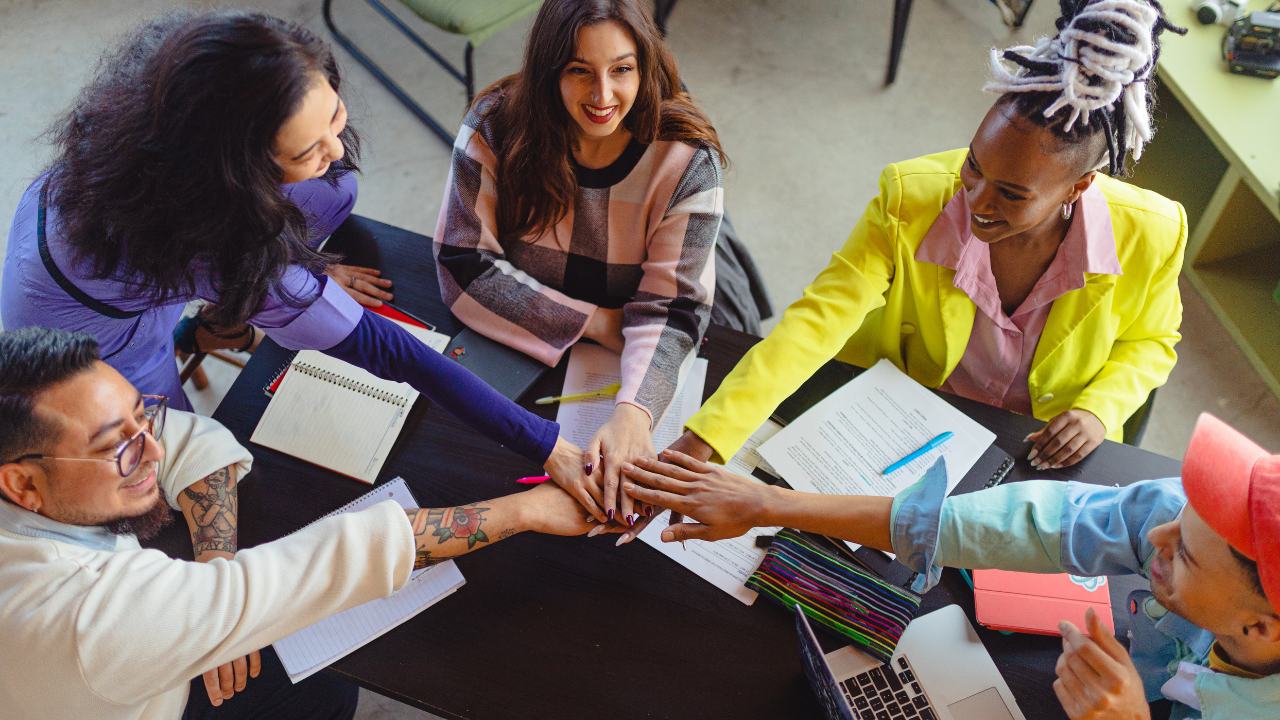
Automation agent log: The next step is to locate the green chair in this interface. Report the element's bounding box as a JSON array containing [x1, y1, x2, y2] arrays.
[[322, 0, 543, 146]]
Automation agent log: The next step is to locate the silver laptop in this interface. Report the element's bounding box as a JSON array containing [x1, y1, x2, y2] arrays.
[[795, 604, 1026, 720]]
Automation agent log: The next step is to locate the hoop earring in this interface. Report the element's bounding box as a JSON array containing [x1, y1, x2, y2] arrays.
[[1061, 202, 1074, 221]]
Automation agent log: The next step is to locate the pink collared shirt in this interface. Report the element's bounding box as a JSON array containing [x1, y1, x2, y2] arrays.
[[916, 185, 1122, 416]]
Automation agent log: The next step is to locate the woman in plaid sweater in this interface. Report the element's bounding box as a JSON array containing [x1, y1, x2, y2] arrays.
[[434, 0, 727, 525]]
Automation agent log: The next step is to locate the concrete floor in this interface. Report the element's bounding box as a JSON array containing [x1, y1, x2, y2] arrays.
[[3, 0, 1279, 717]]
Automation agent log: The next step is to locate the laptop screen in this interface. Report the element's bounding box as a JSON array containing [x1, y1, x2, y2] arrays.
[[794, 607, 856, 720]]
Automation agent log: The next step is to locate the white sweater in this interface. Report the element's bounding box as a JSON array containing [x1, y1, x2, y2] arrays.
[[0, 410, 415, 720]]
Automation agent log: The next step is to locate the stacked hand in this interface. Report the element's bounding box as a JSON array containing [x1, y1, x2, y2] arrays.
[[612, 430, 716, 543], [520, 482, 625, 538], [585, 403, 655, 529], [621, 449, 769, 542], [543, 437, 607, 524]]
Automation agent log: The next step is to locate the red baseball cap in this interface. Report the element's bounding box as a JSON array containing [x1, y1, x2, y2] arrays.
[[1182, 413, 1280, 610]]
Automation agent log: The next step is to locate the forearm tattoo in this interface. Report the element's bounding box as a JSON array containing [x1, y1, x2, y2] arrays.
[[406, 504, 492, 569], [181, 466, 238, 557]]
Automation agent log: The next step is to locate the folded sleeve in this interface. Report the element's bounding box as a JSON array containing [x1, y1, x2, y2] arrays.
[[198, 172, 362, 347], [434, 114, 597, 367], [891, 468, 1187, 592], [619, 145, 721, 424], [155, 410, 254, 510], [683, 162, 902, 462], [245, 269, 364, 351]]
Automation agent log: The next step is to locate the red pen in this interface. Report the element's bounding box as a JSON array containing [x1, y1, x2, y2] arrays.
[[515, 474, 551, 485]]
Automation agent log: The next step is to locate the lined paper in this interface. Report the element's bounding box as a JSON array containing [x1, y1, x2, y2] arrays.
[[274, 478, 466, 682]]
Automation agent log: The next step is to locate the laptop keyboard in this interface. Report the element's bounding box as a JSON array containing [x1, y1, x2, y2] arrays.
[[840, 656, 937, 720]]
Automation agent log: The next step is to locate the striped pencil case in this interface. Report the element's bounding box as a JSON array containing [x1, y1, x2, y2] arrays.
[[746, 529, 922, 662]]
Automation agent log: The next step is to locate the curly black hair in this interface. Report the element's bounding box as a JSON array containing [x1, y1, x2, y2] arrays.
[[46, 10, 361, 328]]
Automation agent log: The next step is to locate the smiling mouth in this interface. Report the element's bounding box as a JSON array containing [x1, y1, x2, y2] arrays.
[[971, 213, 1003, 229], [121, 468, 156, 492], [583, 105, 617, 124]]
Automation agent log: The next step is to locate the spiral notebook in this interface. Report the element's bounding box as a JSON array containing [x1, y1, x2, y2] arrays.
[[251, 351, 419, 484]]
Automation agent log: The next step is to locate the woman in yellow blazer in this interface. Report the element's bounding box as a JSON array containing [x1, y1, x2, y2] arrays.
[[669, 0, 1186, 473]]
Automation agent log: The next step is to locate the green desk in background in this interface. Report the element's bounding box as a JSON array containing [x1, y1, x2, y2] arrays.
[[1130, 5, 1280, 397]]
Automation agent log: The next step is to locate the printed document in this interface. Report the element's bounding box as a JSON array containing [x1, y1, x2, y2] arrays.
[[758, 358, 995, 512], [637, 420, 784, 605]]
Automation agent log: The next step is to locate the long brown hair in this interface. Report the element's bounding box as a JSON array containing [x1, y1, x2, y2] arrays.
[[476, 0, 725, 241]]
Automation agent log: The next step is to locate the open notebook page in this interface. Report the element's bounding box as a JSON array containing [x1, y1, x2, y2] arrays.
[[274, 478, 466, 683], [251, 351, 419, 484]]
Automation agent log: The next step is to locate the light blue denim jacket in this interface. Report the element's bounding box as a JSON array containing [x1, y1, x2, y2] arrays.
[[890, 459, 1280, 720]]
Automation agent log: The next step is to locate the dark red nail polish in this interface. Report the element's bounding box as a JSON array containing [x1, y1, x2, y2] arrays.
[[584, 462, 594, 475], [607, 508, 614, 521]]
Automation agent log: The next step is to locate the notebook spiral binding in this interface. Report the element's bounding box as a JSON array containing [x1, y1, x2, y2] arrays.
[[985, 457, 1014, 488], [263, 361, 291, 398], [291, 361, 411, 407]]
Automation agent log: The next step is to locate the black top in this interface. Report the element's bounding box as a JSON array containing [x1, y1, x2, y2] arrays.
[[573, 137, 650, 188]]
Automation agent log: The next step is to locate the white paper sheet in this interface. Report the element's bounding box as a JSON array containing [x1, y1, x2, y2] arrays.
[[273, 478, 466, 682], [554, 345, 705, 449], [758, 359, 995, 540], [251, 318, 445, 484], [389, 319, 451, 353], [637, 419, 785, 605]]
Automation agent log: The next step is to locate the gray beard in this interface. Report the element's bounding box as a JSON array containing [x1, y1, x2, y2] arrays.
[[99, 495, 173, 540]]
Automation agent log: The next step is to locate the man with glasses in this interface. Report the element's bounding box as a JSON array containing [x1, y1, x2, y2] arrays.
[[0, 326, 613, 720]]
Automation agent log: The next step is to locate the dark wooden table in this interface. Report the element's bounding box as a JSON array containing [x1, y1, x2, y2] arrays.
[[152, 216, 1182, 720]]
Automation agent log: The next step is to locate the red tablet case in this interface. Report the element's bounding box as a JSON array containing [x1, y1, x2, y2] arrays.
[[973, 570, 1114, 637]]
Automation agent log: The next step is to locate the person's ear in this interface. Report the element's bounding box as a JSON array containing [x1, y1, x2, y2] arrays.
[[1243, 612, 1280, 643], [0, 462, 45, 514], [1066, 170, 1097, 205]]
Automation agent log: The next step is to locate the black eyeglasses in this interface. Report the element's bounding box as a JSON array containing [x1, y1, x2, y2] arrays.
[[3, 395, 168, 478]]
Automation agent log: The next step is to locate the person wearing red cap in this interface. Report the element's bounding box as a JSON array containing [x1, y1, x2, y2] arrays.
[[621, 413, 1280, 719]]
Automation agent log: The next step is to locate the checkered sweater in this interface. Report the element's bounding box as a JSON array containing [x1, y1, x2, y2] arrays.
[[434, 100, 722, 422]]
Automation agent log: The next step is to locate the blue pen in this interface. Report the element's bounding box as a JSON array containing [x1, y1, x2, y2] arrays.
[[882, 431, 954, 475]]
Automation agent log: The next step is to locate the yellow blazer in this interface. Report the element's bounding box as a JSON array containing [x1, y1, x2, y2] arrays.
[[687, 149, 1186, 462]]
